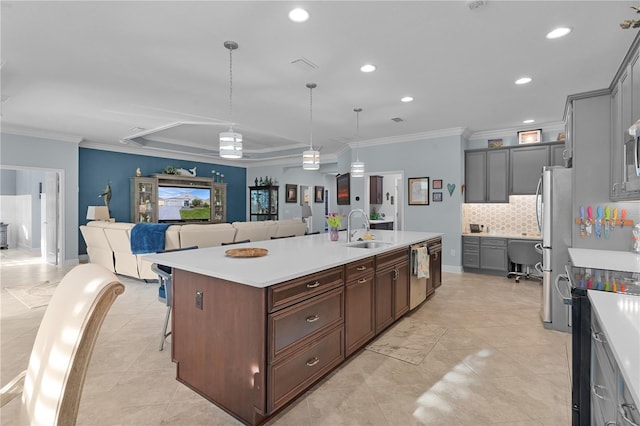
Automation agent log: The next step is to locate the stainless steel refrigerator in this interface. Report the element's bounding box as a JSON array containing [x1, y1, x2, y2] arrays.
[[536, 166, 573, 333]]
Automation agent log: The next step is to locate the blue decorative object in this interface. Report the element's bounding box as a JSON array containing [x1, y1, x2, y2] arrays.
[[130, 223, 170, 254]]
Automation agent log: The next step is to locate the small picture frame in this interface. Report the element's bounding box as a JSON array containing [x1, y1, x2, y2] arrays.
[[314, 186, 324, 203], [432, 179, 443, 190], [488, 138, 503, 148], [408, 177, 429, 205], [285, 184, 297, 203], [432, 192, 443, 202], [517, 129, 542, 144]]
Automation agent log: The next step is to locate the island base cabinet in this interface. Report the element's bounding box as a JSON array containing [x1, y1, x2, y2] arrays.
[[268, 325, 344, 413], [345, 274, 375, 357], [172, 269, 267, 424], [375, 272, 394, 334], [375, 248, 410, 335]]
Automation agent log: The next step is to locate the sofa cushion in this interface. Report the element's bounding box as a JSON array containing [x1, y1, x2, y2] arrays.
[[232, 221, 276, 242], [274, 219, 306, 238], [180, 223, 237, 248]]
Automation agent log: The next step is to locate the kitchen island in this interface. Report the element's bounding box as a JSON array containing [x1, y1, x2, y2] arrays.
[[144, 230, 442, 425]]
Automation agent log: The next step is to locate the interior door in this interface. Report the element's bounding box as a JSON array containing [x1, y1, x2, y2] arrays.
[[44, 172, 59, 265]]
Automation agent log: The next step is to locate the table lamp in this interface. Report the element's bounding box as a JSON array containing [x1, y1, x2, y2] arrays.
[[86, 206, 110, 221]]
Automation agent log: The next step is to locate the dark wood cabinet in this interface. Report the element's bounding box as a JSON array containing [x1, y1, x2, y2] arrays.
[[370, 175, 383, 204], [345, 258, 375, 357], [428, 239, 442, 290], [250, 185, 279, 221], [375, 248, 410, 334]]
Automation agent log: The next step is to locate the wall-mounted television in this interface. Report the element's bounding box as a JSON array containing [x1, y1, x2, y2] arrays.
[[336, 173, 350, 205], [157, 186, 211, 222]]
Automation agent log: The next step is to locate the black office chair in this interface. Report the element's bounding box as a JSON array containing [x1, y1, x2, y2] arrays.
[[507, 240, 543, 284], [151, 246, 198, 351]]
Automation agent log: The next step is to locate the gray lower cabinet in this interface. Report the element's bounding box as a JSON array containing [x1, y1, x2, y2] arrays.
[[462, 236, 480, 268], [479, 238, 508, 272], [463, 236, 513, 274]]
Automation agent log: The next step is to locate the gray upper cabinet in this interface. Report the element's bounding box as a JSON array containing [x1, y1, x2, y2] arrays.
[[510, 142, 565, 195], [464, 151, 487, 203], [610, 38, 640, 201], [486, 150, 509, 202], [509, 145, 548, 195], [550, 143, 565, 166], [465, 149, 509, 203]]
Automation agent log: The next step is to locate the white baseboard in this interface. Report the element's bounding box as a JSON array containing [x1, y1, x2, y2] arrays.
[[443, 265, 463, 274]]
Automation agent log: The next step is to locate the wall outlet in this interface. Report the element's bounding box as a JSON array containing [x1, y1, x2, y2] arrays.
[[450, 249, 455, 257]]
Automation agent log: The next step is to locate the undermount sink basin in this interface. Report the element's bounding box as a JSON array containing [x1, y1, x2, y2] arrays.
[[345, 241, 392, 249]]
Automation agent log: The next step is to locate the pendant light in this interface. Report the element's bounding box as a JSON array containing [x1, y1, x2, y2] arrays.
[[219, 41, 242, 159], [302, 83, 320, 170], [350, 107, 365, 177]]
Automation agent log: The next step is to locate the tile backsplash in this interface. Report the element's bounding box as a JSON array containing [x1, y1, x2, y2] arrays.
[[462, 195, 539, 235]]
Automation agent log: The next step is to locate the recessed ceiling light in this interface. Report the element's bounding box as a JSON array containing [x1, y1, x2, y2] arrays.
[[360, 64, 377, 73], [288, 8, 309, 23], [546, 27, 571, 39], [515, 77, 532, 85], [401, 96, 414, 103], [523, 119, 535, 124]]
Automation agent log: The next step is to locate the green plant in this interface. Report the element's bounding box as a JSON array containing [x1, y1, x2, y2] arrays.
[[326, 213, 344, 228], [163, 165, 177, 175]]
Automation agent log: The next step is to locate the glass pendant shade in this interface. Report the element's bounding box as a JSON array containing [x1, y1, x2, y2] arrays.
[[219, 130, 243, 159], [302, 149, 320, 170], [350, 160, 365, 177]]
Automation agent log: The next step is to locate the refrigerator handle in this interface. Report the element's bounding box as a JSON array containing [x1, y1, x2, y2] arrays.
[[534, 242, 543, 254], [535, 175, 543, 233]]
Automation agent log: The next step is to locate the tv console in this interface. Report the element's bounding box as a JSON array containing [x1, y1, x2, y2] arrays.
[[130, 175, 227, 224]]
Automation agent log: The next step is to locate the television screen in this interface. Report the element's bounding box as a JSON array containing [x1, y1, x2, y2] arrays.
[[337, 173, 350, 205], [157, 186, 211, 222]]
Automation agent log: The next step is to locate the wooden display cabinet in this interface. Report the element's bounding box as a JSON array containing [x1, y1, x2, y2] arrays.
[[250, 185, 279, 221]]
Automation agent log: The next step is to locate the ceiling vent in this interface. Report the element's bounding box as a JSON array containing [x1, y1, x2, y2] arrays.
[[291, 57, 319, 71], [466, 0, 485, 10], [391, 117, 404, 123]]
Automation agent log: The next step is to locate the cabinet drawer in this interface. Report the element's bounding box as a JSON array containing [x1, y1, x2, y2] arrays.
[[269, 267, 344, 312], [268, 325, 344, 412], [480, 237, 507, 247], [463, 252, 480, 268], [427, 240, 442, 253], [463, 236, 480, 245], [269, 287, 344, 362], [463, 244, 479, 254], [345, 257, 375, 282], [376, 247, 409, 271]]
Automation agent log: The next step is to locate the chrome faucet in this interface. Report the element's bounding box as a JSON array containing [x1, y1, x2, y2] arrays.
[[347, 209, 370, 242]]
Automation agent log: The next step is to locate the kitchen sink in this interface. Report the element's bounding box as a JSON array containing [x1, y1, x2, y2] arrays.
[[345, 241, 392, 249]]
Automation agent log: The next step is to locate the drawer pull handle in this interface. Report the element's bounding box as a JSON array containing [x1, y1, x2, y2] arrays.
[[306, 281, 320, 289], [356, 265, 367, 271], [620, 403, 639, 426], [306, 357, 320, 367], [592, 384, 606, 400], [358, 278, 367, 284], [306, 315, 320, 323]]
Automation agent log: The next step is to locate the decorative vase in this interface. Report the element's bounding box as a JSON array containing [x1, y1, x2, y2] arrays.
[[329, 227, 339, 241]]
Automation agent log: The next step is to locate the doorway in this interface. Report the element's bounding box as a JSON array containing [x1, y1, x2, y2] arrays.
[[364, 171, 404, 230], [0, 166, 62, 265]]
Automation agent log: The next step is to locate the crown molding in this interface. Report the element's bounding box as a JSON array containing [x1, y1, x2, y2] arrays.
[[347, 127, 467, 149], [467, 122, 565, 141], [2, 126, 84, 144]]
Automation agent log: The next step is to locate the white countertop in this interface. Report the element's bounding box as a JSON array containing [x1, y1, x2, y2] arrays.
[[143, 230, 442, 288], [461, 232, 542, 240], [569, 248, 640, 273], [589, 290, 640, 405]]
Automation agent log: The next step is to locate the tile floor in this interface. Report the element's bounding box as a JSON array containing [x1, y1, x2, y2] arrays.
[[1, 249, 572, 425]]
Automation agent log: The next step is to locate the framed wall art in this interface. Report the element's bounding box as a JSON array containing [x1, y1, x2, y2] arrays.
[[336, 173, 350, 205], [408, 177, 429, 205], [432, 192, 443, 202], [314, 186, 325, 203], [517, 129, 542, 144], [432, 179, 443, 190], [285, 184, 297, 203]]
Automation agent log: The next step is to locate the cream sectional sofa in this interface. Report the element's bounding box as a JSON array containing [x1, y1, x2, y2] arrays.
[[80, 219, 307, 280]]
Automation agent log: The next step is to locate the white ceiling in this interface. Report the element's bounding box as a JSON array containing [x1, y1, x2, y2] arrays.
[[1, 1, 639, 166]]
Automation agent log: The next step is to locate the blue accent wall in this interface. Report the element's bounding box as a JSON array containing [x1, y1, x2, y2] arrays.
[[78, 148, 246, 254]]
